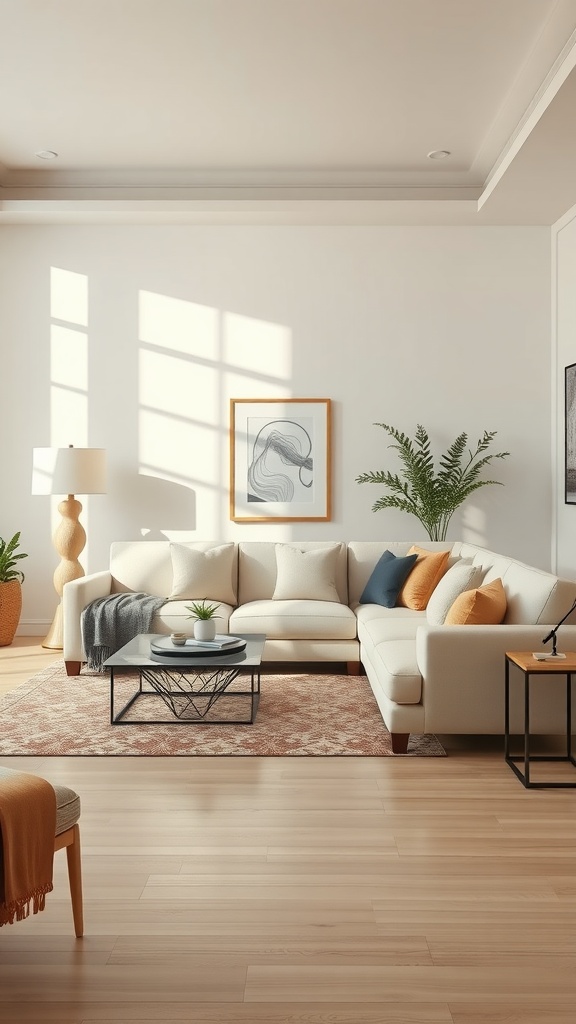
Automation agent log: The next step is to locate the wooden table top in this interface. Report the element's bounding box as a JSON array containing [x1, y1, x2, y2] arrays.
[[506, 651, 576, 672]]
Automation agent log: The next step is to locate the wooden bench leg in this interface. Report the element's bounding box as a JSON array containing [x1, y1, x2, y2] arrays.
[[54, 824, 84, 937], [391, 732, 410, 755]]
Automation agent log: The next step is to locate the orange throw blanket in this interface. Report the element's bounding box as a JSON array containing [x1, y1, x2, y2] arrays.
[[0, 770, 57, 925]]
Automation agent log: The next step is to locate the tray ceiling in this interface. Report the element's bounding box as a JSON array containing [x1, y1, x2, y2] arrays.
[[2, 0, 576, 224]]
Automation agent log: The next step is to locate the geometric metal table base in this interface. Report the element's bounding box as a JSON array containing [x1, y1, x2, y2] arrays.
[[106, 633, 265, 726], [111, 664, 260, 724]]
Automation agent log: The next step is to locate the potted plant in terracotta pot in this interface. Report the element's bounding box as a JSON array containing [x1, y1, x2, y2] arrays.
[[185, 599, 222, 641], [0, 532, 28, 646]]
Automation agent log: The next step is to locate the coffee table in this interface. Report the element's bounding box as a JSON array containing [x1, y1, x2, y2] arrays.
[[104, 633, 266, 725]]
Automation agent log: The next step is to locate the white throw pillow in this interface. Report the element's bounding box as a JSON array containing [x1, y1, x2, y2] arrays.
[[169, 543, 236, 605], [426, 560, 485, 626], [272, 544, 341, 602]]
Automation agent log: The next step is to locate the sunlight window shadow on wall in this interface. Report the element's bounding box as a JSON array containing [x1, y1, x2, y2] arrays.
[[138, 290, 293, 538], [460, 505, 487, 546], [49, 267, 92, 559]]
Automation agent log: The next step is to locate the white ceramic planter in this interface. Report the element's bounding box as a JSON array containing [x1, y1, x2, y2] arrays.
[[193, 619, 217, 641]]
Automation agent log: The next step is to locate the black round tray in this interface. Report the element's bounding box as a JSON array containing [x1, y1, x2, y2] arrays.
[[150, 636, 247, 658]]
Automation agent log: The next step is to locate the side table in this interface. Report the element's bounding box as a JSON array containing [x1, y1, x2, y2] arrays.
[[504, 650, 576, 788]]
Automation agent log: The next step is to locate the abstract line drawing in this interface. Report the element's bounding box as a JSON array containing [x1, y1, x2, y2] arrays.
[[247, 419, 313, 503], [230, 399, 331, 522]]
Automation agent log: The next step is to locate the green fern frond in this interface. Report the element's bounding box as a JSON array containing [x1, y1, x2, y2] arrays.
[[356, 423, 509, 541]]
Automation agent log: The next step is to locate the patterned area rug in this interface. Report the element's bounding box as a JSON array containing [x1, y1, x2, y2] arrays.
[[0, 661, 445, 757]]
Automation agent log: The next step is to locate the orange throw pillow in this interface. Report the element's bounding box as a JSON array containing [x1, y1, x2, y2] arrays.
[[397, 545, 450, 611], [444, 577, 507, 625]]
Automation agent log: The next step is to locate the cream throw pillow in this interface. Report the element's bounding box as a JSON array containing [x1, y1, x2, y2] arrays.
[[169, 543, 236, 605], [426, 560, 484, 626], [272, 544, 341, 602]]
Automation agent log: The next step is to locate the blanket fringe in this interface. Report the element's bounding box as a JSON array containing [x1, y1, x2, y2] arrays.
[[86, 645, 113, 673], [0, 882, 53, 927]]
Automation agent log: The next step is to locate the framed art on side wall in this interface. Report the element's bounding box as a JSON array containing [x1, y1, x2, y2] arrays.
[[566, 363, 576, 504], [230, 398, 332, 522]]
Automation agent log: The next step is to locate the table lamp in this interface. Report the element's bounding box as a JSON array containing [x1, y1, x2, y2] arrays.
[[32, 445, 107, 649]]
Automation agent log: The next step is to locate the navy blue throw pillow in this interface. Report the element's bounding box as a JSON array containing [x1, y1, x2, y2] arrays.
[[359, 550, 418, 607]]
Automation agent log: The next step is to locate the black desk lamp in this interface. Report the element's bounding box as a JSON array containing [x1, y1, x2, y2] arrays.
[[541, 597, 576, 658]]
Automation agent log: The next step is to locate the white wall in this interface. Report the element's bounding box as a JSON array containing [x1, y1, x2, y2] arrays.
[[0, 223, 551, 631], [553, 205, 576, 578]]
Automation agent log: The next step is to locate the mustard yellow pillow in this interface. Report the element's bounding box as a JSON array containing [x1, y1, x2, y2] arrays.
[[397, 545, 450, 611], [444, 577, 507, 625]]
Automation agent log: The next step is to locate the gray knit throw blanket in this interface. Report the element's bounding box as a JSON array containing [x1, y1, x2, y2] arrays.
[[81, 592, 166, 672]]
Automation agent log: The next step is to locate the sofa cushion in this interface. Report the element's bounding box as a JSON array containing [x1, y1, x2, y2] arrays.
[[272, 544, 341, 602], [498, 562, 576, 625], [364, 638, 423, 704], [426, 560, 485, 626], [168, 542, 237, 605], [110, 540, 175, 597], [52, 784, 82, 836], [359, 550, 418, 608], [398, 545, 451, 611], [357, 607, 425, 643], [230, 599, 357, 640], [445, 577, 507, 625]]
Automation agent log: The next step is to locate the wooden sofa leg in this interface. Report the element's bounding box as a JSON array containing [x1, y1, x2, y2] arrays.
[[65, 661, 82, 676], [347, 661, 361, 675], [391, 732, 410, 755]]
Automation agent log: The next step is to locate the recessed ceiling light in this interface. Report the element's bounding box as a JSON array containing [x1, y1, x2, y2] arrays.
[[35, 150, 58, 160], [427, 150, 451, 160]]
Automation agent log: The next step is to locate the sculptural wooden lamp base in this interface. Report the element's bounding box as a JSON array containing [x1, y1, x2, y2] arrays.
[[43, 495, 86, 650], [32, 446, 107, 651]]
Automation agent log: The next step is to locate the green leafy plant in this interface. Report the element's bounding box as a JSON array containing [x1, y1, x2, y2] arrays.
[[185, 599, 221, 621], [0, 532, 28, 583], [356, 424, 510, 542]]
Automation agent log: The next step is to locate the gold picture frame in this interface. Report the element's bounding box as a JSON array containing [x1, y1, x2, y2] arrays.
[[230, 398, 332, 522]]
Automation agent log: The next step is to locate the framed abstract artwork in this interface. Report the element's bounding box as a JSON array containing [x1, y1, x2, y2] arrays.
[[566, 363, 576, 504], [230, 398, 332, 522]]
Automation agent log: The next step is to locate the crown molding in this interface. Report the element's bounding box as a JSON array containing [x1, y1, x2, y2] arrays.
[[0, 195, 488, 226]]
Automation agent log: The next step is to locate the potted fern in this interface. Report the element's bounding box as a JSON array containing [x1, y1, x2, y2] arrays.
[[0, 532, 28, 646], [356, 424, 509, 541], [185, 599, 222, 641]]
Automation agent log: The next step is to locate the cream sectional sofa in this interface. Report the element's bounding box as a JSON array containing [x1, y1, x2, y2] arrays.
[[62, 539, 576, 752]]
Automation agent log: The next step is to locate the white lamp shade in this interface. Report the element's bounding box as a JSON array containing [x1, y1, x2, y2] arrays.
[[32, 447, 107, 496]]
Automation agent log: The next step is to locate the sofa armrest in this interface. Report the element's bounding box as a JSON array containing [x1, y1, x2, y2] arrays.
[[63, 571, 113, 661], [416, 623, 576, 734]]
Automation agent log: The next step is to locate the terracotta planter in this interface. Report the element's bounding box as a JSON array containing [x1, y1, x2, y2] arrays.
[[0, 579, 22, 646]]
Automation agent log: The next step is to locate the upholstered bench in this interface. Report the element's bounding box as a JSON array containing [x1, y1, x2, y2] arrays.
[[0, 766, 83, 936]]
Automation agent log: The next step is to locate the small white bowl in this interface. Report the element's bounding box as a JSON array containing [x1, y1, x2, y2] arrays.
[[170, 632, 187, 646]]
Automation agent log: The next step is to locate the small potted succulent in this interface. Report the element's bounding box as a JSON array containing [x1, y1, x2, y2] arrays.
[[0, 532, 28, 646], [185, 599, 222, 641]]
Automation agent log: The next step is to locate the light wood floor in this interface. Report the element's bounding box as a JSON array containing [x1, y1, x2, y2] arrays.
[[1, 641, 576, 1022], [0, 635, 62, 695]]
